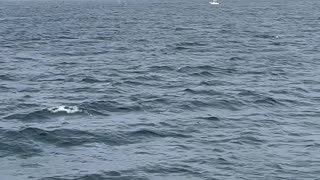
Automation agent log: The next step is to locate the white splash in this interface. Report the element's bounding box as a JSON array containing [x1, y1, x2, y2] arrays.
[[48, 106, 82, 114]]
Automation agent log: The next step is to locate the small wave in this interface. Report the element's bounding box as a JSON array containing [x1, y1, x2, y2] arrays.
[[15, 57, 34, 61], [129, 129, 164, 137], [184, 100, 210, 109], [4, 106, 88, 121], [176, 98, 244, 111], [200, 80, 234, 86], [48, 106, 82, 114], [173, 46, 190, 51], [0, 129, 43, 157], [306, 143, 320, 148], [134, 38, 149, 42], [129, 129, 191, 138], [175, 42, 207, 47], [80, 101, 142, 113], [4, 127, 191, 148], [134, 75, 163, 81], [184, 88, 222, 96], [240, 135, 266, 145], [4, 111, 51, 121], [238, 90, 260, 96], [177, 65, 218, 73], [254, 34, 279, 39], [81, 77, 104, 83], [216, 157, 232, 165], [229, 56, 244, 61], [148, 65, 175, 71], [0, 85, 12, 92], [0, 74, 15, 81], [47, 105, 83, 114], [143, 97, 170, 105], [2, 127, 130, 148], [122, 80, 153, 86], [57, 36, 77, 40], [190, 71, 214, 77], [41, 171, 147, 180], [19, 127, 100, 147], [92, 36, 113, 41], [198, 116, 220, 121], [238, 91, 284, 107], [271, 42, 282, 46], [142, 164, 201, 175], [0, 141, 42, 158], [174, 27, 195, 31], [214, 99, 245, 111], [254, 97, 282, 106]]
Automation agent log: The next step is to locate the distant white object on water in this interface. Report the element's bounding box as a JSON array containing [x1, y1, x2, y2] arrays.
[[210, 0, 219, 5]]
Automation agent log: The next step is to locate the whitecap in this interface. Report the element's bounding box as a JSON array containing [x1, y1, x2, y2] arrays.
[[48, 106, 82, 114]]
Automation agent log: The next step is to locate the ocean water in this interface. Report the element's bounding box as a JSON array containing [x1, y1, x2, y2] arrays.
[[0, 0, 320, 179]]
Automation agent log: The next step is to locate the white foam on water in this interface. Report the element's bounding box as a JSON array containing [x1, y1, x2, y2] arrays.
[[48, 106, 82, 114]]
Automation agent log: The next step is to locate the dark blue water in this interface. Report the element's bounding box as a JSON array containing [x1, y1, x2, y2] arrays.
[[1, 0, 320, 179]]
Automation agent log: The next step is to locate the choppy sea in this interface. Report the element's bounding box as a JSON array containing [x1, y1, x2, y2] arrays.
[[0, 0, 320, 179]]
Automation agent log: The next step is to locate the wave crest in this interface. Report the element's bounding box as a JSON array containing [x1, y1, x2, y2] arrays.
[[48, 106, 82, 114]]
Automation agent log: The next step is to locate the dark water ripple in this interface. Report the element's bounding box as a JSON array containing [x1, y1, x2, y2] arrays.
[[1, 0, 320, 179]]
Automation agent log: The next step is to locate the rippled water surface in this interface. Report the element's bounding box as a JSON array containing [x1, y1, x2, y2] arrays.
[[1, 0, 320, 179]]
